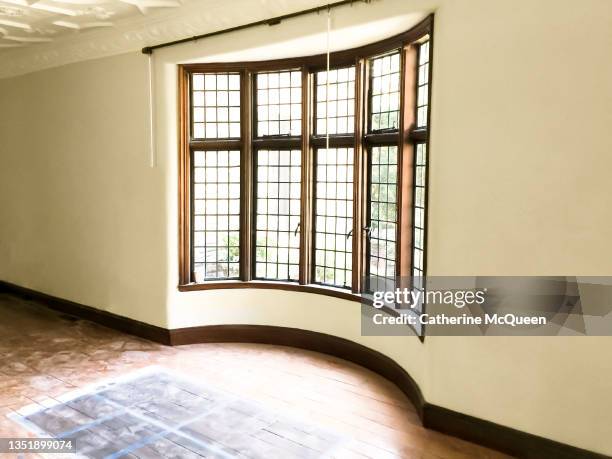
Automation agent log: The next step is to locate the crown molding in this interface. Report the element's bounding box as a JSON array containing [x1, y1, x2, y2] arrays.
[[0, 0, 330, 79]]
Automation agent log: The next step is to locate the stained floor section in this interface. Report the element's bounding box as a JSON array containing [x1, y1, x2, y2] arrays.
[[14, 369, 342, 459]]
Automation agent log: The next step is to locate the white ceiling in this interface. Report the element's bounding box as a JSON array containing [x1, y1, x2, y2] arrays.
[[0, 0, 184, 46], [0, 0, 339, 78]]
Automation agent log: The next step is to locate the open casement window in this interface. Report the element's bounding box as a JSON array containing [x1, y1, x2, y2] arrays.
[[178, 16, 433, 314], [405, 38, 432, 317]]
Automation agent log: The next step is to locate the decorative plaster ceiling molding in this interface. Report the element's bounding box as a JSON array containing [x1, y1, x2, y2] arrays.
[[0, 0, 331, 79]]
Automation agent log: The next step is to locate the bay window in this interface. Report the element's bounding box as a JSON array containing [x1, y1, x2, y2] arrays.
[[178, 16, 433, 307]]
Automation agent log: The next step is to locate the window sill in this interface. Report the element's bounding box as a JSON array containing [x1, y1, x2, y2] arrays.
[[178, 280, 363, 303], [176, 280, 421, 340]]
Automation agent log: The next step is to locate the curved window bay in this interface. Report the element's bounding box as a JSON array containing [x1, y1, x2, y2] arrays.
[[178, 16, 433, 307]]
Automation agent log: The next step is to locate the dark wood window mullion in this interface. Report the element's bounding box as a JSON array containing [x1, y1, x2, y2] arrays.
[[179, 66, 191, 285], [309, 147, 317, 285], [364, 146, 373, 291], [299, 66, 312, 285], [189, 147, 196, 282], [240, 70, 252, 281], [352, 58, 365, 293], [361, 56, 373, 291], [250, 72, 259, 280], [395, 49, 404, 279]]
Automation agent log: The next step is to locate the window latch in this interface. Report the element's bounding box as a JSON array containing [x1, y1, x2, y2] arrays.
[[261, 133, 292, 138], [362, 226, 372, 240], [346, 229, 353, 240], [294, 222, 301, 237]]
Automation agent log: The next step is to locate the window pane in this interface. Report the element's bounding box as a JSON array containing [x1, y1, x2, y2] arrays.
[[315, 67, 355, 135], [314, 148, 354, 288], [412, 143, 427, 277], [256, 70, 302, 137], [369, 52, 400, 132], [191, 72, 241, 140], [254, 149, 301, 281], [368, 146, 398, 288], [193, 150, 241, 281], [416, 41, 430, 128]]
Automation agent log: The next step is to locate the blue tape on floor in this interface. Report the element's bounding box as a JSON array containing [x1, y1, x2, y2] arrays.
[[7, 367, 345, 459]]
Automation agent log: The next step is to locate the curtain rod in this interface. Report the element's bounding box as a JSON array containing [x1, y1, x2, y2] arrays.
[[141, 0, 371, 55]]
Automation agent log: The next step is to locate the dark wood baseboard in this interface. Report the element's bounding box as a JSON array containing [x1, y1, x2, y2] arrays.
[[0, 280, 171, 345], [172, 325, 608, 459], [422, 404, 609, 459], [0, 279, 608, 459], [170, 324, 425, 418]]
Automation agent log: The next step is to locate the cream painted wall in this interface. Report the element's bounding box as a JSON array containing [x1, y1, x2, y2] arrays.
[[423, 1, 612, 454], [1, 0, 612, 454], [0, 53, 168, 327]]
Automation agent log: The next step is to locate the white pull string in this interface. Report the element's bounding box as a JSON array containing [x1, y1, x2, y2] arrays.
[[325, 6, 331, 152], [147, 53, 156, 168]]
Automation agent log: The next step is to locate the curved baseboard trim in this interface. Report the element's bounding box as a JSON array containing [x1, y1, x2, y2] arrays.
[[170, 324, 426, 417], [170, 325, 608, 459], [1, 279, 607, 459]]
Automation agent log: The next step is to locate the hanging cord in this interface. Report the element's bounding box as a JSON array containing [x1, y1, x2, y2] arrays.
[[325, 6, 331, 152], [147, 53, 156, 168]]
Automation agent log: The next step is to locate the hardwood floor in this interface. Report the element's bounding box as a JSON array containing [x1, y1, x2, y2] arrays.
[[0, 293, 512, 459]]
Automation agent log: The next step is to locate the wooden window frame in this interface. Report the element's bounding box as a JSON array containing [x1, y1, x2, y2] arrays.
[[363, 50, 403, 297], [178, 15, 433, 307], [251, 68, 303, 282], [310, 65, 357, 290]]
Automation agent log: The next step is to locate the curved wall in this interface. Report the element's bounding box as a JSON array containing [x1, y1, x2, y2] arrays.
[[1, 0, 611, 455], [168, 288, 428, 392]]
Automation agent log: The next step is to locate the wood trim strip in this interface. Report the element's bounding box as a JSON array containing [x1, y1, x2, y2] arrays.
[[251, 137, 302, 148], [189, 139, 242, 150], [0, 279, 607, 459], [352, 58, 365, 293], [422, 405, 609, 459], [240, 69, 253, 281], [310, 135, 355, 148], [363, 132, 399, 144], [299, 66, 312, 285], [178, 66, 191, 285]]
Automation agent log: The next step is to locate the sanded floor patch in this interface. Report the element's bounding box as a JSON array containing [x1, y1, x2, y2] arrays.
[[9, 367, 344, 459]]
